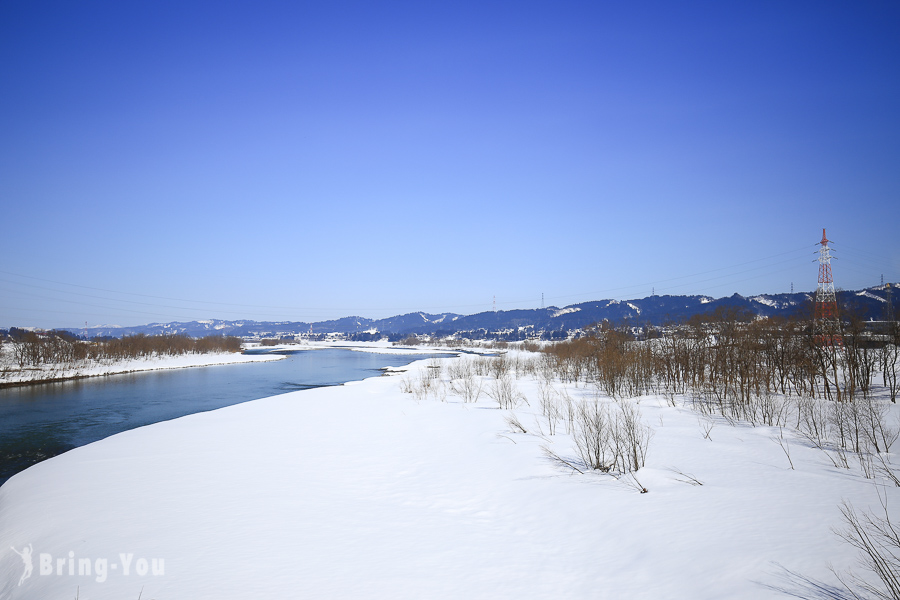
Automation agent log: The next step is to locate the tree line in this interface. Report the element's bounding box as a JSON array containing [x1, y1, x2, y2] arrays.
[[545, 304, 899, 404], [1, 330, 243, 369], [539, 304, 899, 474]]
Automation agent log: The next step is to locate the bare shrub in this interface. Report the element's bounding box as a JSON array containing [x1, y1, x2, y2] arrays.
[[570, 399, 651, 474], [513, 355, 538, 378], [881, 338, 899, 404], [560, 388, 576, 434], [432, 379, 448, 402], [753, 390, 791, 428], [401, 370, 442, 402], [506, 412, 527, 433], [413, 375, 432, 401], [860, 396, 899, 454], [797, 396, 830, 449], [773, 427, 795, 470], [766, 495, 900, 599], [623, 472, 649, 494], [541, 444, 584, 474], [448, 359, 483, 403], [487, 373, 525, 409], [473, 357, 492, 377], [831, 496, 900, 600], [875, 453, 900, 488], [613, 402, 652, 473], [831, 400, 861, 454], [522, 340, 541, 353], [539, 382, 561, 436], [667, 467, 703, 486], [572, 400, 612, 471], [426, 358, 443, 380], [537, 353, 557, 384], [489, 355, 511, 379]]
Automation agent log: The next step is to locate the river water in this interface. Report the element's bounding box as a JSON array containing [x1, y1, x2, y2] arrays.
[[0, 348, 446, 487]]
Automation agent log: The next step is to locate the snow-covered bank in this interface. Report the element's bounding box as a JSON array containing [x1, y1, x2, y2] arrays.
[[0, 350, 284, 387], [243, 339, 470, 356], [0, 353, 893, 599]]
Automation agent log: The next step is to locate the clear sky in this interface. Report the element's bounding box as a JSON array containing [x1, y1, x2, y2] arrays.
[[1, 1, 898, 329]]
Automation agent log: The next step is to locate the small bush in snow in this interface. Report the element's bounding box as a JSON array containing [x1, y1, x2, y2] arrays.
[[487, 373, 525, 410], [571, 399, 651, 474]]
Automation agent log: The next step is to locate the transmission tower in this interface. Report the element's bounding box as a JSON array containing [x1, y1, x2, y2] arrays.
[[885, 282, 894, 323], [814, 228, 842, 346]]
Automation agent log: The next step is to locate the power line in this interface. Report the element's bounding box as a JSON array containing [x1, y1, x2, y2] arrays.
[[0, 245, 815, 314], [1, 240, 893, 327]]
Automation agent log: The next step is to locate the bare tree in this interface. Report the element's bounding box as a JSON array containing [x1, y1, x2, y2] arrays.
[[831, 496, 900, 600]]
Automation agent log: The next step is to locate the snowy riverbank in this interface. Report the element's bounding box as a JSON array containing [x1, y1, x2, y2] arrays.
[[243, 339, 464, 356], [0, 351, 895, 599], [0, 349, 285, 387]]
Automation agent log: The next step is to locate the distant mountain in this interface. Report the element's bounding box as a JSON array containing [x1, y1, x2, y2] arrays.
[[62, 285, 897, 341]]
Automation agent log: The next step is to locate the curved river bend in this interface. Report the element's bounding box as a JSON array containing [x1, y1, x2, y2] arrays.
[[0, 348, 445, 487]]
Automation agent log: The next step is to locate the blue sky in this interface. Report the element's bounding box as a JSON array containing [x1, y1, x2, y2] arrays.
[[1, 1, 898, 328]]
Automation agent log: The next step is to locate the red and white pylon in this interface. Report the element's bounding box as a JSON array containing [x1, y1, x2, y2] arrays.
[[814, 228, 842, 346]]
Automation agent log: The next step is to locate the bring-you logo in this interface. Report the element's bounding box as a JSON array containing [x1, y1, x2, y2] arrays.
[[9, 545, 164, 585]]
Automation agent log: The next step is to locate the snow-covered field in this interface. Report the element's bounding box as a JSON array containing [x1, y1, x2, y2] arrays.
[[0, 349, 284, 386], [0, 350, 895, 599]]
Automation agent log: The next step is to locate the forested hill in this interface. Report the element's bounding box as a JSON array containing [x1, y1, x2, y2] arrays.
[[58, 285, 898, 341]]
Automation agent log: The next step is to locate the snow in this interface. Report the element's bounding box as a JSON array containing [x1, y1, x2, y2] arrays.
[[700, 297, 713, 304], [415, 313, 446, 324], [0, 351, 894, 599], [0, 349, 284, 386], [751, 295, 779, 307], [625, 302, 642, 314], [857, 290, 887, 303], [345, 345, 456, 356], [551, 307, 581, 318], [242, 340, 461, 356]]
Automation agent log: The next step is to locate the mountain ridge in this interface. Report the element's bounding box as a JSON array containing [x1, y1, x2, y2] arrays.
[[55, 285, 898, 341]]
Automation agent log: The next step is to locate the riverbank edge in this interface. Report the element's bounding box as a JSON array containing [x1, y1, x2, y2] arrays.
[[0, 352, 286, 389]]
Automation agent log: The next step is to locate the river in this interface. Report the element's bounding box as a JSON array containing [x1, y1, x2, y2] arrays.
[[0, 348, 447, 487]]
